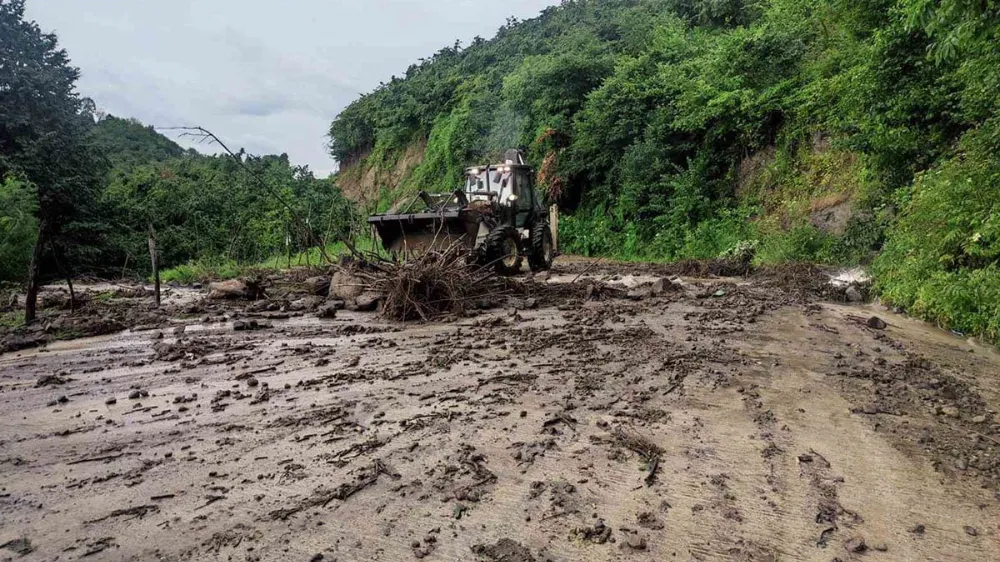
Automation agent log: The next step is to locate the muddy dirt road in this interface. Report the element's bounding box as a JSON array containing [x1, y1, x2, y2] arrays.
[[1, 261, 999, 561]]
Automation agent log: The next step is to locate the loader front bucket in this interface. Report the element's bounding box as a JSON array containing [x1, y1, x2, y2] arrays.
[[368, 210, 481, 255]]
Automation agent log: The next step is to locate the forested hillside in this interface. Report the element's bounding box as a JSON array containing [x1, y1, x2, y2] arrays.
[[329, 0, 1000, 341], [1, 0, 354, 310]]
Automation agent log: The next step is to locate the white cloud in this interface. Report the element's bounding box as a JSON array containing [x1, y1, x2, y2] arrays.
[[25, 0, 556, 176]]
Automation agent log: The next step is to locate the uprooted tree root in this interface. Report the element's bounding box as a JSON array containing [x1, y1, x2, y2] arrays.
[[343, 244, 626, 322]]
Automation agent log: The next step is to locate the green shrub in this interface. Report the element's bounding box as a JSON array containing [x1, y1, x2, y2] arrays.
[[874, 120, 1000, 341], [756, 223, 833, 264]]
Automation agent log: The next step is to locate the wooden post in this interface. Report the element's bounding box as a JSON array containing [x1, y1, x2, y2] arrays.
[[549, 205, 559, 253], [24, 221, 48, 324], [148, 223, 161, 307], [66, 275, 76, 314]]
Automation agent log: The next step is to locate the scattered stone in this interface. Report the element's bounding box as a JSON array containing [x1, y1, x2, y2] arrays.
[[867, 316, 887, 330], [574, 519, 612, 544], [471, 539, 536, 562], [845, 536, 867, 553], [35, 374, 71, 387], [317, 304, 338, 319], [963, 526, 978, 537], [233, 319, 271, 332], [105, 397, 117, 405], [621, 531, 647, 551], [650, 277, 679, 296], [353, 292, 381, 312], [626, 288, 648, 301], [637, 512, 665, 530], [246, 377, 260, 388], [971, 415, 988, 424], [939, 406, 960, 418]]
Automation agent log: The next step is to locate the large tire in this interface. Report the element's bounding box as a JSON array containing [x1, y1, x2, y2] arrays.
[[482, 225, 523, 276], [528, 222, 555, 272]]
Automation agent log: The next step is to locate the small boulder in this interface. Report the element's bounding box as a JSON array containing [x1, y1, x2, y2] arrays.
[[304, 276, 331, 296], [233, 319, 271, 332], [354, 292, 381, 312], [845, 537, 867, 553], [867, 316, 887, 330], [626, 288, 648, 301], [208, 280, 249, 300], [650, 277, 680, 296], [317, 304, 338, 319], [330, 270, 365, 302]]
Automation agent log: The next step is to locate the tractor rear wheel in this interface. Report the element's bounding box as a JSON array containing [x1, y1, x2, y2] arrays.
[[528, 222, 555, 272], [483, 225, 522, 276]]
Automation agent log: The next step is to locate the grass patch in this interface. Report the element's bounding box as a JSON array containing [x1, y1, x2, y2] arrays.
[[159, 237, 382, 284], [0, 310, 25, 329]]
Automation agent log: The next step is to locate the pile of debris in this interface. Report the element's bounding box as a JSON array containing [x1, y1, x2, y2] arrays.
[[324, 248, 631, 322], [335, 245, 516, 321]]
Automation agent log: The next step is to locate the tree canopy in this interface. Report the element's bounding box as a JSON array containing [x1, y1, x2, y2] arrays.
[[329, 0, 1000, 341]]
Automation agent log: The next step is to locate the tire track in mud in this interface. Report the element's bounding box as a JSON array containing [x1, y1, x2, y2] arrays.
[[1, 268, 999, 561]]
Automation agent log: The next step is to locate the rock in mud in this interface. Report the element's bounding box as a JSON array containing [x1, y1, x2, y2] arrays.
[[574, 519, 613, 544], [208, 280, 250, 300], [650, 277, 680, 295], [304, 276, 331, 296], [471, 539, 536, 562], [845, 536, 867, 553], [35, 374, 71, 387], [621, 531, 648, 551], [867, 316, 888, 330], [233, 319, 271, 332], [105, 397, 117, 405], [330, 271, 365, 302], [352, 292, 381, 312], [317, 303, 339, 319]]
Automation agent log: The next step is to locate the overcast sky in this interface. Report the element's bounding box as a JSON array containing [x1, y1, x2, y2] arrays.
[[25, 0, 556, 176]]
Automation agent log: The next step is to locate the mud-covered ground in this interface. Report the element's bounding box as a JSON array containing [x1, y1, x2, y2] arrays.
[[1, 259, 999, 561]]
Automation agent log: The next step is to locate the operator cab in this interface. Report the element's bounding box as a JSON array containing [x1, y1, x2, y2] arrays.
[[463, 150, 534, 207]]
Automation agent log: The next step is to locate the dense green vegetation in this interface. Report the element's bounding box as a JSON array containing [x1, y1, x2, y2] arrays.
[[98, 121, 356, 276], [329, 0, 1000, 341], [0, 1, 355, 313]]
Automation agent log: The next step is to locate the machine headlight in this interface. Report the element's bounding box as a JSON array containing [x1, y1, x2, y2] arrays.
[[507, 194, 518, 202]]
